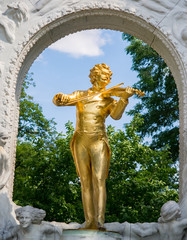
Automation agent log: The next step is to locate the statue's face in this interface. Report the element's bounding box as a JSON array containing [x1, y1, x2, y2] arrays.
[[93, 74, 110, 91], [18, 211, 32, 229]]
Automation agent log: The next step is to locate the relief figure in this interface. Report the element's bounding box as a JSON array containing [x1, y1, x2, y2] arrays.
[[0, 128, 10, 190], [2, 206, 62, 240]]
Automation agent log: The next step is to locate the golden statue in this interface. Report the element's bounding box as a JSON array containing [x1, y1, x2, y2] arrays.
[[53, 63, 144, 230]]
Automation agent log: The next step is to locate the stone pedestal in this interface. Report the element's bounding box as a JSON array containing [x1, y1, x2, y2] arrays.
[[62, 230, 122, 240]]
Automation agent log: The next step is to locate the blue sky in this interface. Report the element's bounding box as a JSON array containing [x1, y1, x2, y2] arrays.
[[28, 29, 140, 133]]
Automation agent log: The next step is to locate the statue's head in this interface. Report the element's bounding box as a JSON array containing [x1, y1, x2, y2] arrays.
[[0, 128, 8, 147], [89, 63, 112, 89], [158, 201, 181, 223], [15, 206, 46, 228]]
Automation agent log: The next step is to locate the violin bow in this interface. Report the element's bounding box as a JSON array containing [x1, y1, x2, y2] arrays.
[[63, 82, 124, 106]]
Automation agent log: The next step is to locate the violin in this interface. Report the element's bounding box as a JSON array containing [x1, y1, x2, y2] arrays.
[[53, 83, 145, 106], [102, 82, 145, 98]]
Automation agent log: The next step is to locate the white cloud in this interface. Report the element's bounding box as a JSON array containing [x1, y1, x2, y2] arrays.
[[49, 30, 111, 58], [35, 54, 44, 62]]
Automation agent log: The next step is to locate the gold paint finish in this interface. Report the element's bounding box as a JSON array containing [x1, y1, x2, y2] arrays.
[[53, 63, 144, 230]]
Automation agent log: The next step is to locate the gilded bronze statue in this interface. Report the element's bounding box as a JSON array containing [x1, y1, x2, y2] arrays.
[[53, 63, 144, 230]]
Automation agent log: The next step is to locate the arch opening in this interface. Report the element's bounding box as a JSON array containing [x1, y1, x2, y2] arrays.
[[13, 8, 186, 201]]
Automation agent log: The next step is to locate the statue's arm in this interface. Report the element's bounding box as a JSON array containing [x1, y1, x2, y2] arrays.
[[178, 218, 187, 229], [57, 222, 81, 229], [104, 222, 125, 234], [131, 223, 158, 237], [109, 98, 129, 120], [109, 86, 134, 120], [53, 91, 84, 106], [42, 222, 62, 236]]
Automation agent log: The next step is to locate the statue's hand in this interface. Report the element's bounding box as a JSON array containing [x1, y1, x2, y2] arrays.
[[121, 86, 135, 99], [55, 93, 70, 104]]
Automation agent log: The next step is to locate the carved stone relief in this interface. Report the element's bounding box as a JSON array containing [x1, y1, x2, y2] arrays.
[[34, 0, 176, 16], [0, 62, 4, 78], [180, 163, 187, 218], [0, 15, 15, 43], [172, 11, 187, 47], [25, 0, 185, 51], [105, 201, 187, 240], [0, 2, 29, 43], [5, 2, 29, 25], [131, 0, 176, 14], [0, 201, 186, 240], [1, 206, 62, 240], [0, 194, 17, 234], [32, 0, 81, 16], [0, 128, 10, 190]]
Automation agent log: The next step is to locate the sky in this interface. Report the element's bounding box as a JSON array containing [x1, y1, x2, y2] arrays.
[[28, 29, 140, 133]]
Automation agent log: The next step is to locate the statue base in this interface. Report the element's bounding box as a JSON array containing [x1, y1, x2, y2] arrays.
[[62, 230, 122, 240]]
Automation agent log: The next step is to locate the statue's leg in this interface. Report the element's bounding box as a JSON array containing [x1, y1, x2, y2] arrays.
[[73, 134, 97, 229], [90, 138, 108, 228]]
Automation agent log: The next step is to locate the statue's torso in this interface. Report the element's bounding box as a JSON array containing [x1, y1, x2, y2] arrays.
[[75, 94, 114, 133]]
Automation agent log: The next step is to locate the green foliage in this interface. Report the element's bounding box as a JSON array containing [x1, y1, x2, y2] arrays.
[[15, 124, 84, 222], [14, 74, 178, 224], [122, 34, 179, 162], [18, 73, 57, 142], [106, 114, 178, 223]]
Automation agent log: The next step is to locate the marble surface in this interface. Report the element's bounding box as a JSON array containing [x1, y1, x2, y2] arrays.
[[1, 201, 187, 239], [62, 230, 122, 240]]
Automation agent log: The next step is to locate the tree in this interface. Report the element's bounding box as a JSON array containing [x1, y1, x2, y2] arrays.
[[14, 122, 84, 222], [18, 73, 57, 142], [106, 114, 178, 223], [122, 34, 179, 162]]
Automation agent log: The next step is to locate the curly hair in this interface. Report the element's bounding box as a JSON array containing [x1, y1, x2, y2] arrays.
[[15, 206, 46, 224], [158, 201, 181, 223], [89, 63, 112, 85]]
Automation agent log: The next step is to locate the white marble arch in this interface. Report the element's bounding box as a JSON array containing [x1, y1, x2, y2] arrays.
[[0, 0, 187, 220]]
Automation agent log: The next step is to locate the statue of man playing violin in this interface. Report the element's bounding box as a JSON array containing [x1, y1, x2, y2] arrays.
[[53, 63, 142, 230]]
